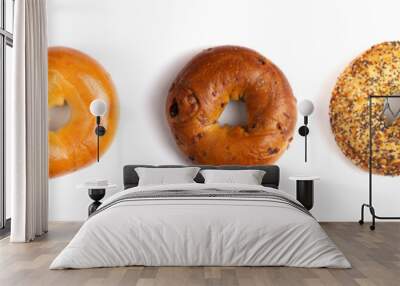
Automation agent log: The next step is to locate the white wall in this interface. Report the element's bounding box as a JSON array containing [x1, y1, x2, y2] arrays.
[[48, 0, 400, 221]]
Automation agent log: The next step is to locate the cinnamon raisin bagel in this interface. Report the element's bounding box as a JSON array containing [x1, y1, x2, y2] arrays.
[[166, 46, 297, 165], [330, 41, 400, 176]]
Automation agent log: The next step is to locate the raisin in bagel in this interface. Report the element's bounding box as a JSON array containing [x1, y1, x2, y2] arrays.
[[330, 41, 400, 176], [166, 46, 297, 165], [48, 47, 119, 177]]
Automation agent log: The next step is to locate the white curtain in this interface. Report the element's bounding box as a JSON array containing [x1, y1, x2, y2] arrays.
[[9, 0, 48, 242]]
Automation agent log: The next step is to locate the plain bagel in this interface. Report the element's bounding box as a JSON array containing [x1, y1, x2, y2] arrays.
[[48, 47, 119, 177]]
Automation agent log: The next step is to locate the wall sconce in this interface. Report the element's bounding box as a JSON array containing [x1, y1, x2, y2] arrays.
[[90, 99, 107, 162], [298, 99, 314, 162]]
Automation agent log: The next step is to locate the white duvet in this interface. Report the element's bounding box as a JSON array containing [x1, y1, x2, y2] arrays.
[[50, 183, 350, 269]]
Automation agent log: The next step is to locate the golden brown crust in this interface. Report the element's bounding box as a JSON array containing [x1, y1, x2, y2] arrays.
[[330, 41, 400, 176], [48, 47, 119, 177], [166, 46, 297, 165]]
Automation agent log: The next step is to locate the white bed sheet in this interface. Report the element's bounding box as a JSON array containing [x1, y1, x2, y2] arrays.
[[50, 183, 350, 269]]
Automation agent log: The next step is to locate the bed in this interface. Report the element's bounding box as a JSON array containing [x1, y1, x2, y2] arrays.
[[50, 165, 350, 269]]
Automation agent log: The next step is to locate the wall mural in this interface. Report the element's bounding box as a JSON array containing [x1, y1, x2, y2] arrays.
[[166, 46, 297, 165], [48, 47, 119, 178], [330, 41, 400, 176]]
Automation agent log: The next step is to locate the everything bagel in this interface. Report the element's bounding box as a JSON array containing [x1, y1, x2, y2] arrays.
[[166, 46, 297, 165], [330, 41, 400, 176]]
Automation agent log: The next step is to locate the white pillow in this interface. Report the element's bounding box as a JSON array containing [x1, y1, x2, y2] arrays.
[[135, 167, 200, 186], [200, 169, 266, 185]]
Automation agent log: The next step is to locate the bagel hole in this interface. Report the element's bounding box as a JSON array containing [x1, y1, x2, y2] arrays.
[[218, 100, 247, 127], [382, 96, 400, 127], [49, 101, 72, 131]]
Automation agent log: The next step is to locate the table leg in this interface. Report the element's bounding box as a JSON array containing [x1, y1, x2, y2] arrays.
[[296, 180, 314, 210], [88, 189, 105, 216]]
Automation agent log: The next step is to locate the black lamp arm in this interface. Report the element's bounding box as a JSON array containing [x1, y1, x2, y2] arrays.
[[298, 116, 310, 163], [298, 116, 309, 137], [95, 116, 106, 162], [95, 116, 106, 136]]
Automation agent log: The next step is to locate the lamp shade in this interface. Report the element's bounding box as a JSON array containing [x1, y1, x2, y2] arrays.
[[299, 99, 314, 116], [90, 99, 107, 116]]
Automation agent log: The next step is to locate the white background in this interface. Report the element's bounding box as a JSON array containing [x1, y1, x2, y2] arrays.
[[47, 0, 400, 221]]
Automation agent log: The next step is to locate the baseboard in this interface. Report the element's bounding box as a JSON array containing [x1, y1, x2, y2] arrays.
[[0, 218, 11, 239]]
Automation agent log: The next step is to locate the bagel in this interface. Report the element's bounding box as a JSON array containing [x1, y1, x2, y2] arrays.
[[330, 41, 400, 176], [48, 47, 119, 178], [166, 46, 297, 165]]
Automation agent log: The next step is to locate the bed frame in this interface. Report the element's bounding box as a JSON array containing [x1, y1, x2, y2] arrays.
[[123, 165, 280, 189]]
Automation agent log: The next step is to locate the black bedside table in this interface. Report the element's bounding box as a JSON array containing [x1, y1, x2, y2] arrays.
[[78, 183, 117, 216], [289, 176, 320, 210]]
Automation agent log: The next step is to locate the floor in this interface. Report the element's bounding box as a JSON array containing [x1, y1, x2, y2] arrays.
[[0, 222, 399, 286]]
